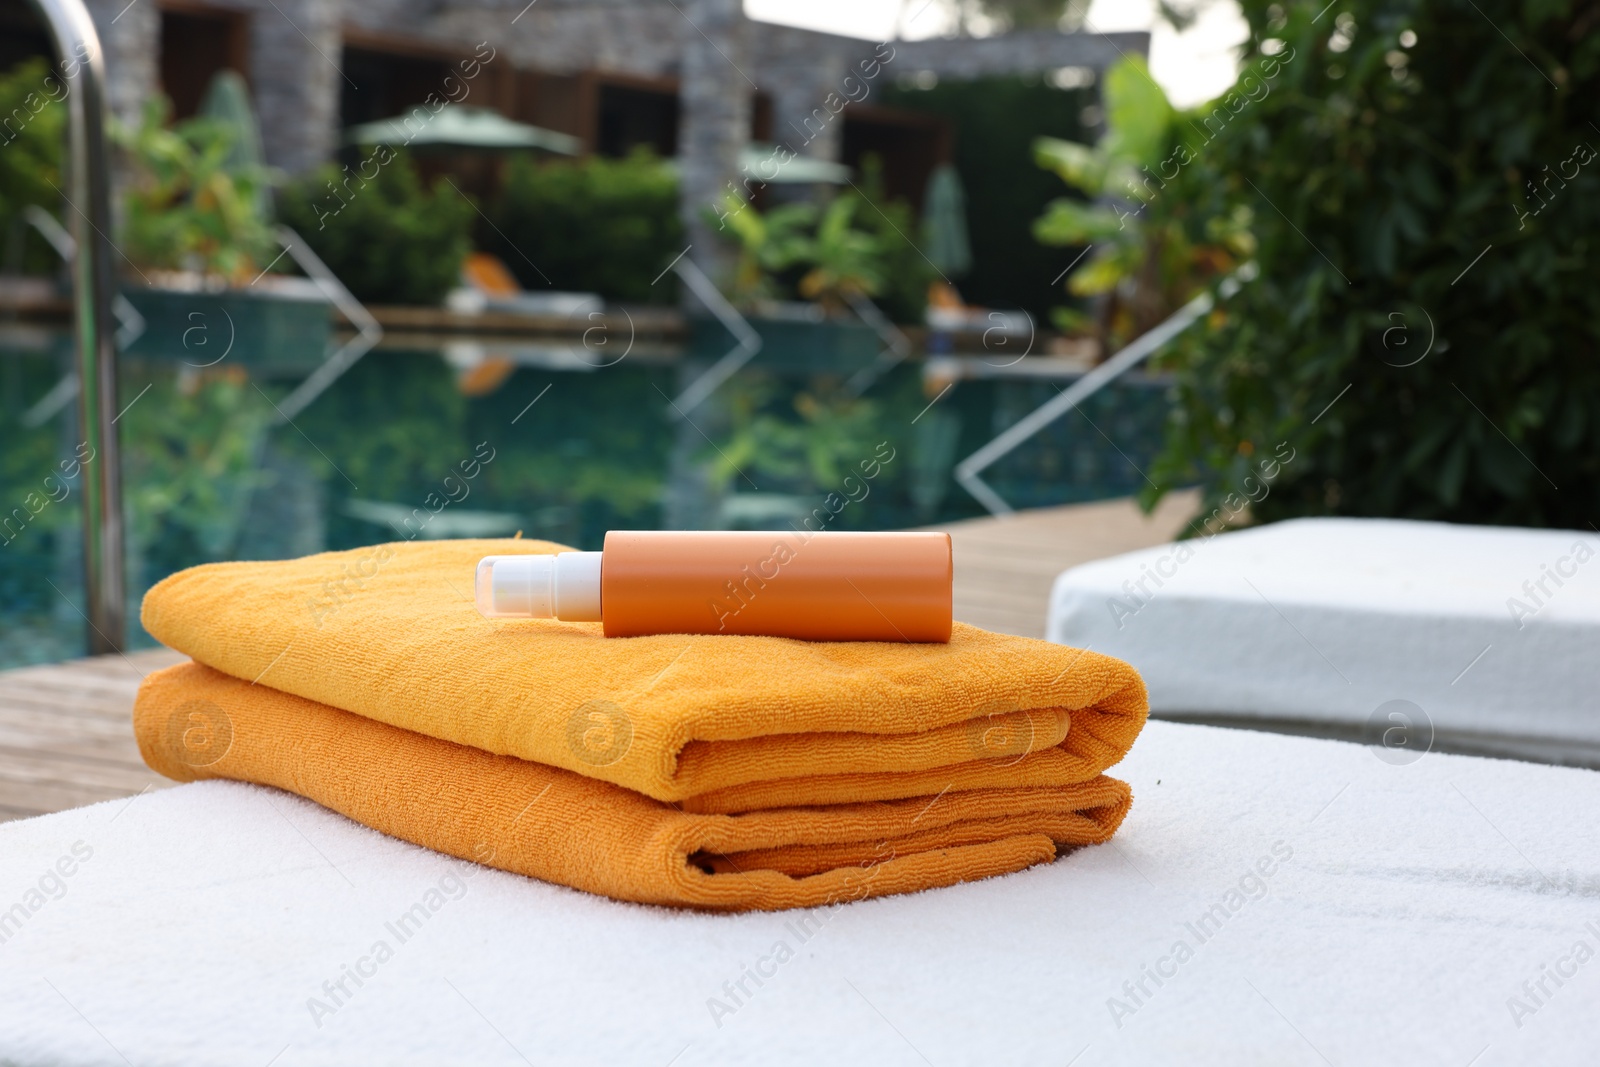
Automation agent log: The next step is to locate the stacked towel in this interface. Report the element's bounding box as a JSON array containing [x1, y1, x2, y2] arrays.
[[134, 538, 1148, 910]]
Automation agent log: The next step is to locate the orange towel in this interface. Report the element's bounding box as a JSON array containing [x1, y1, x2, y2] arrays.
[[140, 539, 1148, 807], [135, 662, 1134, 911]]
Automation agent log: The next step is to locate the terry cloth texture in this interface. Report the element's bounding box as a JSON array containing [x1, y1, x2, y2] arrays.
[[140, 539, 1148, 808], [134, 662, 1133, 911]]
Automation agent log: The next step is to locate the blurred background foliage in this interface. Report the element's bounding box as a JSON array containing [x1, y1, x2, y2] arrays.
[[4, 1, 1594, 548], [712, 156, 932, 322], [788, 195, 887, 314], [116, 97, 278, 281], [485, 150, 683, 303], [0, 57, 67, 276], [1134, 0, 1600, 529], [277, 150, 473, 305], [710, 177, 934, 319], [714, 194, 820, 307], [1033, 56, 1252, 350]]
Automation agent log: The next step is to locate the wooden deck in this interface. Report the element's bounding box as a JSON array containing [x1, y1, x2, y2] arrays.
[[928, 490, 1198, 639], [0, 492, 1198, 824], [0, 647, 185, 822]]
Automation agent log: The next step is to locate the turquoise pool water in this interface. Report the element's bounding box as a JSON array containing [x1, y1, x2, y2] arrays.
[[0, 330, 1171, 668]]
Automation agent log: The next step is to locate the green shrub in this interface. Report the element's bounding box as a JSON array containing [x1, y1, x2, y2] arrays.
[[277, 149, 472, 305], [0, 58, 67, 276], [486, 150, 682, 302], [1142, 0, 1600, 529]]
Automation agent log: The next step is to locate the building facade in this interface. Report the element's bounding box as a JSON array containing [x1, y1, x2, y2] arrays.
[[77, 0, 1146, 274]]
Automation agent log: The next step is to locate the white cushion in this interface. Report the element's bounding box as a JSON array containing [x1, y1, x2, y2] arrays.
[[1048, 518, 1600, 760], [1, 720, 1594, 1064]]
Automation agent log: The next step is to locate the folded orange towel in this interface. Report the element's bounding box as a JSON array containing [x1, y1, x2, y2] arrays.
[[134, 662, 1134, 910], [140, 539, 1148, 806]]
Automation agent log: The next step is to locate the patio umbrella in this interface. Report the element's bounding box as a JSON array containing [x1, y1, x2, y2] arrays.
[[343, 105, 581, 155], [737, 144, 851, 184], [921, 163, 972, 278]]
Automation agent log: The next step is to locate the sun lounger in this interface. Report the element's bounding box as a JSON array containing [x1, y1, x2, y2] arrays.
[[1048, 518, 1600, 766]]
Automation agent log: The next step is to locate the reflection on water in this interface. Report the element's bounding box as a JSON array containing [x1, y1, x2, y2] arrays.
[[0, 329, 1170, 667]]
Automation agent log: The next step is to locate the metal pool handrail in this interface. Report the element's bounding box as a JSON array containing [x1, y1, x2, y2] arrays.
[[29, 0, 123, 653], [952, 266, 1255, 517]]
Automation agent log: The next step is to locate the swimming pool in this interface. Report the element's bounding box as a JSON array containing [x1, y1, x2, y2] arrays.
[[0, 328, 1171, 668]]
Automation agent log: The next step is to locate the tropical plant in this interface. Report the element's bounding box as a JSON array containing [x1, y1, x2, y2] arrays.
[[1140, 0, 1600, 530], [1033, 56, 1252, 350], [713, 184, 924, 317], [790, 196, 885, 313], [115, 96, 278, 282], [714, 194, 818, 307], [277, 149, 473, 305]]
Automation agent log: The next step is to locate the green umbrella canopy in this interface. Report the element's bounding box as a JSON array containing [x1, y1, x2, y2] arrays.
[[344, 105, 581, 154], [921, 163, 972, 278], [738, 144, 851, 184]]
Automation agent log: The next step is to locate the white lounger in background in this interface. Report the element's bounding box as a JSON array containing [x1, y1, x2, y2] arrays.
[[1048, 518, 1600, 766], [2, 721, 1594, 1065]]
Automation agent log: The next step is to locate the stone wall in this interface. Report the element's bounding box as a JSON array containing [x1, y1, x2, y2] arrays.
[[82, 0, 158, 133], [752, 24, 865, 165], [82, 0, 341, 176], [894, 29, 1149, 78], [246, 0, 342, 176], [424, 1, 686, 78]]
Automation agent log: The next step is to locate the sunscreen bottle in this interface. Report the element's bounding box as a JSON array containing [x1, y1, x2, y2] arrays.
[[475, 530, 952, 642]]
